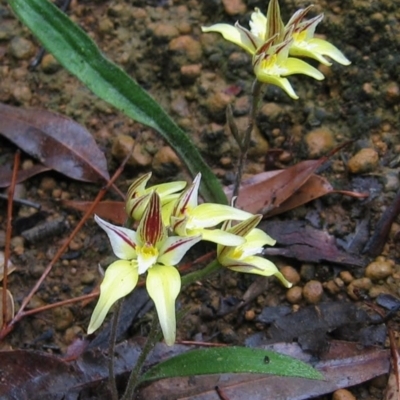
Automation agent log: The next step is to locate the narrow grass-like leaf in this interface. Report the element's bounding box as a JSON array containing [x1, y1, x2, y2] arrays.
[[7, 0, 227, 204], [140, 347, 323, 383]]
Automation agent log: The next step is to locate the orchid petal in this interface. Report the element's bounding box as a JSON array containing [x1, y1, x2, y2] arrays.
[[126, 172, 151, 199], [227, 214, 262, 237], [284, 57, 324, 79], [137, 192, 167, 246], [173, 173, 201, 217], [154, 181, 187, 198], [254, 68, 299, 99], [137, 244, 159, 274], [202, 23, 260, 55], [190, 204, 252, 228], [200, 228, 246, 246], [307, 38, 351, 65], [87, 260, 139, 334], [126, 193, 152, 221], [250, 8, 267, 40], [265, 0, 285, 42], [94, 215, 137, 259], [147, 265, 181, 346], [245, 228, 276, 248], [228, 256, 292, 288], [158, 235, 202, 266], [161, 197, 179, 226]]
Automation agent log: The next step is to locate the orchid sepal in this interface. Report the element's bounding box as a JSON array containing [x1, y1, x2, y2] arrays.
[[147, 264, 181, 346], [87, 260, 139, 334], [94, 215, 137, 260]]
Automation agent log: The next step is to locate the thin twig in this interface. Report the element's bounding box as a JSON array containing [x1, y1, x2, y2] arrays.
[[2, 151, 20, 329], [109, 299, 122, 400], [121, 315, 160, 400], [232, 80, 263, 198], [20, 291, 98, 317]]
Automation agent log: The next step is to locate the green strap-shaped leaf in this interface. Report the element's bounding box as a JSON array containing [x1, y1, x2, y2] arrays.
[[7, 0, 227, 205], [140, 347, 323, 382]]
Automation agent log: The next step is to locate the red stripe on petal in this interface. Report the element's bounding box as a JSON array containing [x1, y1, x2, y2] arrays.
[[139, 192, 166, 245]]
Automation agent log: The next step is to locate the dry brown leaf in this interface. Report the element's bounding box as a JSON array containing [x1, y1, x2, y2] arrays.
[[0, 103, 110, 183]]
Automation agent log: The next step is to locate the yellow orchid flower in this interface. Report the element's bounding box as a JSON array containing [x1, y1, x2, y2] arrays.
[[286, 6, 351, 66], [88, 192, 201, 346], [217, 215, 292, 287], [201, 0, 284, 54], [202, 0, 323, 99], [125, 172, 186, 224], [170, 173, 253, 245], [202, 0, 350, 98], [252, 36, 323, 99]]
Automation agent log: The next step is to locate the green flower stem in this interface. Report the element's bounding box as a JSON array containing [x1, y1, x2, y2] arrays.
[[121, 315, 160, 400], [108, 299, 122, 400], [181, 259, 221, 287], [232, 80, 264, 198]]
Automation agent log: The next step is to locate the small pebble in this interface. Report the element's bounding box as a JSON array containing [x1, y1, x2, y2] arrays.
[[111, 135, 152, 167], [69, 238, 83, 251], [259, 103, 284, 122], [169, 35, 203, 63], [12, 85, 32, 103], [40, 177, 57, 192], [220, 326, 238, 343], [385, 81, 400, 104], [28, 295, 46, 309], [300, 263, 315, 281], [324, 280, 341, 295], [204, 91, 232, 121], [365, 259, 393, 281], [280, 266, 300, 285], [244, 310, 255, 321], [304, 128, 336, 158], [332, 389, 356, 400], [302, 280, 323, 304], [9, 36, 34, 59], [339, 271, 354, 284], [152, 146, 182, 177], [53, 307, 74, 331], [98, 16, 114, 34], [221, 0, 246, 15], [152, 23, 180, 43], [64, 325, 83, 345], [347, 148, 379, 174], [347, 277, 372, 300], [369, 285, 390, 298], [286, 286, 303, 304], [180, 64, 201, 83], [41, 53, 61, 74], [81, 271, 96, 285]]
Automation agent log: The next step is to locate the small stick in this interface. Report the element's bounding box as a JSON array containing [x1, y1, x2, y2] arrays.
[[2, 151, 20, 329], [20, 291, 98, 317]]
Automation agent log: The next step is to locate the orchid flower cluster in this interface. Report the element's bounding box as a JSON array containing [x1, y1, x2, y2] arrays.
[[88, 173, 291, 345], [202, 0, 350, 99]]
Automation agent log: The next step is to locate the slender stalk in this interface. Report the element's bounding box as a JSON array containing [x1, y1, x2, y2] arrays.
[[108, 299, 122, 400], [2, 151, 20, 329], [181, 259, 221, 287], [121, 315, 160, 400], [232, 80, 263, 198]]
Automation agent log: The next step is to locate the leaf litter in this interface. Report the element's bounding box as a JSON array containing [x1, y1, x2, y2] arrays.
[[0, 103, 110, 183]]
